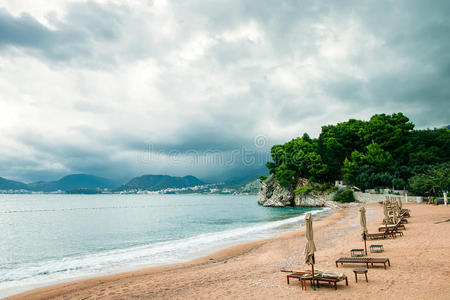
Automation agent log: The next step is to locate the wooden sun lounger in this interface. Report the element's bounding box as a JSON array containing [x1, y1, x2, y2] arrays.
[[378, 222, 405, 232], [287, 271, 348, 290], [389, 210, 410, 218], [386, 228, 403, 237], [314, 276, 349, 290], [367, 231, 395, 240], [335, 257, 391, 269]]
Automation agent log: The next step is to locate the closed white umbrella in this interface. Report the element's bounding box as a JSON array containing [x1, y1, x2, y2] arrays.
[[360, 206, 368, 255], [383, 201, 389, 224], [392, 202, 398, 224], [304, 213, 316, 287]]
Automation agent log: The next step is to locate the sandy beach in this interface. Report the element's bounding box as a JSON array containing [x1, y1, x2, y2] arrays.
[[6, 202, 450, 300]]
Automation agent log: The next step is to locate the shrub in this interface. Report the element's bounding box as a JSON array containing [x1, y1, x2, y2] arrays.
[[333, 189, 355, 203], [319, 182, 330, 191], [294, 185, 314, 195]]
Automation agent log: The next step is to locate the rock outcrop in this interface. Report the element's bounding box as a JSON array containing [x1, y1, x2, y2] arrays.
[[258, 174, 340, 208], [257, 174, 294, 206]]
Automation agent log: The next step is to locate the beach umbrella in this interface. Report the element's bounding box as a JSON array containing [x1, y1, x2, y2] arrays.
[[392, 202, 398, 224], [304, 213, 316, 287], [359, 206, 368, 255], [397, 197, 402, 211], [383, 201, 390, 224]]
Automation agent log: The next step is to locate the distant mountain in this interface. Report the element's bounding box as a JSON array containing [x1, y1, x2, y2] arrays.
[[27, 174, 118, 192], [117, 175, 204, 191], [0, 177, 28, 190]]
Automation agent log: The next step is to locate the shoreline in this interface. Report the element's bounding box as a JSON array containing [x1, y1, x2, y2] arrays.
[[1, 206, 335, 299], [6, 202, 450, 299]]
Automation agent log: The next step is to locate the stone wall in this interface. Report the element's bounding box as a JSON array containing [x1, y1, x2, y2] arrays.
[[354, 192, 423, 203]]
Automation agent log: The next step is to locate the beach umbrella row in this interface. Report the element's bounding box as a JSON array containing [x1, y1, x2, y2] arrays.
[[385, 196, 405, 223]]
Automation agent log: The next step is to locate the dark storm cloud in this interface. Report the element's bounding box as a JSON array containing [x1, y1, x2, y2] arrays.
[[0, 2, 125, 65], [0, 9, 53, 48]]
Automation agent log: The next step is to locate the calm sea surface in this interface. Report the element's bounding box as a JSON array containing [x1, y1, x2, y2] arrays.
[[0, 194, 325, 296]]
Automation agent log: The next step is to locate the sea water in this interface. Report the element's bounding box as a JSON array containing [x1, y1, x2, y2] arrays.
[[0, 194, 326, 297]]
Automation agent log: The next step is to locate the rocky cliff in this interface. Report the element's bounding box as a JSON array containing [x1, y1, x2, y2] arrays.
[[258, 174, 340, 208]]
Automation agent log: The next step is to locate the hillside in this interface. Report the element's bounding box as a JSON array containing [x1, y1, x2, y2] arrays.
[[0, 177, 28, 190], [238, 179, 261, 194], [27, 174, 118, 192], [117, 175, 204, 191]]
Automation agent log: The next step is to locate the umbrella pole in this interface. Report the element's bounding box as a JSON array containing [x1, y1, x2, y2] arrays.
[[311, 261, 315, 290], [364, 233, 367, 255]]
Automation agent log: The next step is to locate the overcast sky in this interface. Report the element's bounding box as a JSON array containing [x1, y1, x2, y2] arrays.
[[0, 0, 449, 182]]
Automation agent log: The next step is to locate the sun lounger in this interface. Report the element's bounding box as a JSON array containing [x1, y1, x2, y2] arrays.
[[386, 227, 403, 237], [287, 270, 348, 290], [313, 276, 349, 290], [376, 225, 403, 237], [287, 272, 312, 290], [335, 257, 391, 269], [378, 222, 405, 232], [367, 231, 395, 240], [389, 210, 410, 218]]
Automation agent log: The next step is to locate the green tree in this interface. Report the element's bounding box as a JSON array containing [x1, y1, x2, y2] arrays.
[[273, 164, 297, 187], [333, 189, 355, 203], [319, 137, 345, 181], [305, 152, 328, 182], [363, 113, 414, 165], [363, 142, 394, 172], [408, 163, 450, 196], [343, 157, 359, 184], [409, 173, 435, 196]]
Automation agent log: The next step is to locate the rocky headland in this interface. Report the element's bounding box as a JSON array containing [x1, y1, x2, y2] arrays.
[[257, 174, 341, 208]]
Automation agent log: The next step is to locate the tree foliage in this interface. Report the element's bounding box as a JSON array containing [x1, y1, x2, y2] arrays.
[[265, 112, 449, 195], [333, 189, 355, 203], [408, 163, 450, 196]]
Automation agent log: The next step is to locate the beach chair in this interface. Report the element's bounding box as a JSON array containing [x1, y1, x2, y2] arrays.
[[287, 270, 348, 290], [385, 227, 403, 237], [335, 257, 391, 269], [378, 221, 405, 232], [367, 226, 397, 239]]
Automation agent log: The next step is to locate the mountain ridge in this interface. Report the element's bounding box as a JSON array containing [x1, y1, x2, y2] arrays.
[[116, 174, 204, 191], [0, 174, 119, 192], [0, 173, 260, 194], [0, 173, 208, 193], [27, 174, 119, 192], [0, 177, 29, 190]]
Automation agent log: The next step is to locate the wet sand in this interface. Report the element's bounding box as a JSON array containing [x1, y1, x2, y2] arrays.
[[6, 202, 450, 299]]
